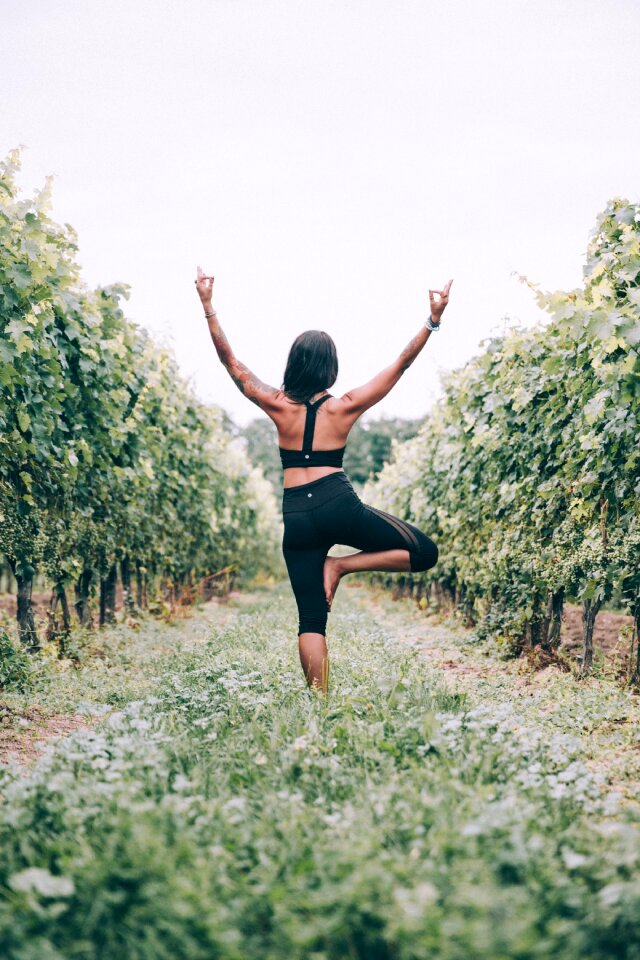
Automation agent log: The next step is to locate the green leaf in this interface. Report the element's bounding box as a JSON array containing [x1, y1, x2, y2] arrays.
[[15, 333, 33, 354], [16, 409, 30, 432], [0, 362, 16, 385]]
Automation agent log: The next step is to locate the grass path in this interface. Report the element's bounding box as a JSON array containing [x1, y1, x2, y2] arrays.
[[1, 582, 640, 958], [0, 590, 253, 765], [346, 583, 640, 813]]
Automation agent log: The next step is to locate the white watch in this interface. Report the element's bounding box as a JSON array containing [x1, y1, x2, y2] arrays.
[[425, 315, 441, 332]]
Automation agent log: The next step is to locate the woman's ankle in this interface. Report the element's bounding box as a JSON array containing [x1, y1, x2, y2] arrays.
[[326, 554, 345, 577]]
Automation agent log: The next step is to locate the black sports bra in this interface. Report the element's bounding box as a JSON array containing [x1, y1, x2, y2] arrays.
[[279, 394, 346, 469]]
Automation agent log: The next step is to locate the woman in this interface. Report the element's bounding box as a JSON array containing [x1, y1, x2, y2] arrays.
[[195, 267, 453, 693]]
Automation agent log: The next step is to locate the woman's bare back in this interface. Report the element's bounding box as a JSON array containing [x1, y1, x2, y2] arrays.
[[273, 394, 355, 488]]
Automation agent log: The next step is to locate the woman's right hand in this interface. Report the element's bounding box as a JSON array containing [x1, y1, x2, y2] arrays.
[[429, 279, 453, 323], [195, 265, 215, 308]]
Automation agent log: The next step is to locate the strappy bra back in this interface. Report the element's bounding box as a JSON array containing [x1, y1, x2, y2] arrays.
[[279, 394, 346, 469]]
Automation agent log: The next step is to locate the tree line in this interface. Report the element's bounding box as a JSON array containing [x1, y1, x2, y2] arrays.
[[366, 198, 640, 681], [0, 149, 280, 653]]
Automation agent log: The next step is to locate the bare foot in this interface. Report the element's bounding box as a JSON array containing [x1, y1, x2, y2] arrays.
[[323, 556, 343, 610]]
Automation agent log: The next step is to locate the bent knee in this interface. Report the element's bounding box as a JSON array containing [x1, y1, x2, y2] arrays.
[[410, 534, 438, 572]]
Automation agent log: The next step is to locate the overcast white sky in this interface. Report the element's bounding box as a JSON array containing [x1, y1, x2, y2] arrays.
[[2, 0, 639, 425]]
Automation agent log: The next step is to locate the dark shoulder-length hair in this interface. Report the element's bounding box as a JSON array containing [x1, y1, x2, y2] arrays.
[[282, 330, 338, 403]]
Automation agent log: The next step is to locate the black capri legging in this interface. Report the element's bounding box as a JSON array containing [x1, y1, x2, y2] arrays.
[[282, 471, 438, 635]]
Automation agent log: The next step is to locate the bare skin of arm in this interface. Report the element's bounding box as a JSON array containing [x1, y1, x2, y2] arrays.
[[195, 266, 282, 414], [338, 279, 454, 419]]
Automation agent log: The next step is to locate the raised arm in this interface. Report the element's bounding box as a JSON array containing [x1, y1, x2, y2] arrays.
[[195, 266, 281, 413], [339, 279, 453, 417]]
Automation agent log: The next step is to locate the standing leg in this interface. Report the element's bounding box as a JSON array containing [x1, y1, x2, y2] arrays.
[[298, 632, 330, 693], [283, 544, 332, 693]]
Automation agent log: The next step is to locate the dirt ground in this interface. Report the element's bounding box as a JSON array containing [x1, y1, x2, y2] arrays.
[[560, 604, 634, 666], [0, 704, 91, 766]]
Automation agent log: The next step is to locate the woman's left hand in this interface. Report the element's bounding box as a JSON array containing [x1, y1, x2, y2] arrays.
[[429, 278, 454, 322], [195, 265, 215, 307]]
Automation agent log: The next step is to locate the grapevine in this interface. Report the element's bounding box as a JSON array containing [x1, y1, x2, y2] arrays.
[[366, 199, 640, 676]]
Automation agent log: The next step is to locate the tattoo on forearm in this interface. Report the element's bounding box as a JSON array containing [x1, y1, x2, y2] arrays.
[[208, 318, 277, 404], [398, 328, 428, 371]]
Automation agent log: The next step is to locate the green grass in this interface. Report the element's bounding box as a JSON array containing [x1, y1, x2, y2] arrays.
[[353, 583, 640, 804], [1, 585, 640, 958]]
